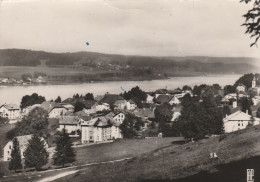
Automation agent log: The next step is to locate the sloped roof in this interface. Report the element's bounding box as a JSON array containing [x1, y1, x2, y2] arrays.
[[83, 100, 97, 109], [133, 108, 155, 119], [128, 100, 136, 104], [41, 101, 66, 113], [155, 89, 168, 94], [59, 116, 79, 125], [2, 104, 20, 110], [114, 99, 127, 105], [155, 95, 171, 103], [224, 111, 252, 122], [99, 94, 124, 105]]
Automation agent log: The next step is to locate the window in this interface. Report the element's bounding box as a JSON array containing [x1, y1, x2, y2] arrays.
[[238, 123, 240, 126], [9, 145, 11, 149]]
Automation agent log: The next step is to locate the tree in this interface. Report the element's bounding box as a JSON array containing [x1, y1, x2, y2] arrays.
[[55, 96, 61, 103], [84, 93, 94, 100], [6, 107, 49, 140], [241, 97, 252, 115], [182, 85, 192, 91], [222, 105, 231, 117], [241, 0, 260, 47], [74, 101, 85, 113], [8, 138, 22, 172], [224, 85, 236, 95], [119, 114, 144, 138], [24, 135, 49, 171], [53, 129, 76, 167], [20, 93, 46, 109], [122, 86, 147, 107], [256, 107, 260, 118], [154, 103, 173, 136]]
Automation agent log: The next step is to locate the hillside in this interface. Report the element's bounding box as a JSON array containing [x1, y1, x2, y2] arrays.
[[0, 49, 258, 76], [1, 125, 260, 181], [56, 125, 260, 181]]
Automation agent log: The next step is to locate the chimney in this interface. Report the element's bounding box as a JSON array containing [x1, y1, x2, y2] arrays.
[[232, 101, 237, 108], [246, 110, 248, 114]]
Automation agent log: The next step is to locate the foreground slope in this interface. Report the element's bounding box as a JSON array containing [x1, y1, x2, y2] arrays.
[[56, 125, 260, 182]]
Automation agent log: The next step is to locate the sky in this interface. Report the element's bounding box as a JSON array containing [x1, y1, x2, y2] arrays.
[[0, 0, 259, 58]]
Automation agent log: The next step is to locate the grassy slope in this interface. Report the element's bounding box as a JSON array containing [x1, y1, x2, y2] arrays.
[[54, 125, 260, 182]]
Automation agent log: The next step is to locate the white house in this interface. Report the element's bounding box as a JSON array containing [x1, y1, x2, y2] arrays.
[[0, 104, 20, 121], [22, 104, 41, 116], [236, 84, 246, 92], [3, 135, 48, 161], [41, 101, 67, 118], [58, 116, 81, 133], [114, 99, 128, 110], [223, 111, 259, 133], [81, 115, 123, 143], [146, 94, 154, 103], [126, 100, 137, 110], [95, 103, 110, 112]]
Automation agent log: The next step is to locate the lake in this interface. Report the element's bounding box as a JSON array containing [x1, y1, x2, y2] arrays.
[[0, 75, 241, 105]]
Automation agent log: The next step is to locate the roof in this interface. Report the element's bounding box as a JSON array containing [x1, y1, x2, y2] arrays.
[[2, 104, 20, 110], [128, 100, 136, 104], [83, 100, 97, 109], [99, 94, 124, 105], [75, 110, 89, 117], [133, 108, 155, 119], [59, 116, 79, 125], [41, 101, 66, 113], [224, 111, 253, 122], [167, 90, 183, 95], [114, 99, 127, 105], [155, 95, 171, 103], [155, 89, 168, 94]]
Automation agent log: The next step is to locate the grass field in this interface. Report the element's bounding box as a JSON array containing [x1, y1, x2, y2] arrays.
[[52, 125, 260, 182]]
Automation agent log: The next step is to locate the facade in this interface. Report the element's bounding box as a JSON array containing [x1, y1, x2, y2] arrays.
[[49, 106, 67, 118], [126, 100, 137, 110], [252, 75, 260, 94], [223, 111, 259, 133], [0, 104, 20, 120], [81, 113, 123, 143], [3, 135, 48, 161], [114, 99, 128, 110], [58, 116, 81, 133], [169, 96, 181, 105], [146, 94, 154, 103]]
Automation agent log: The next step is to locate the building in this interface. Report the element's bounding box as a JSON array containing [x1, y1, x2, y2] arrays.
[[252, 75, 260, 94], [171, 107, 182, 121], [3, 135, 48, 161], [169, 96, 181, 105], [126, 100, 137, 110], [114, 99, 128, 110], [41, 101, 68, 118], [146, 94, 154, 103], [236, 84, 246, 92], [223, 111, 259, 133], [81, 113, 123, 143], [22, 104, 41, 116], [58, 116, 81, 133], [0, 104, 20, 120]]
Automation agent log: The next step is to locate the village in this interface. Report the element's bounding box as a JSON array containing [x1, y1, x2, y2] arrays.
[[0, 73, 260, 167]]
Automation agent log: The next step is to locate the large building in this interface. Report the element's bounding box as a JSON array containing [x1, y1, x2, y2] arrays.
[[223, 111, 260, 133], [0, 104, 20, 121], [81, 112, 124, 143]]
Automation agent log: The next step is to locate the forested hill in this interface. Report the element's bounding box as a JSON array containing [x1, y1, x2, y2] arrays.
[[0, 49, 258, 75]]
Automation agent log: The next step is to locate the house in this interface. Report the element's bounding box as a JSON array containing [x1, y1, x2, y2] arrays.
[[146, 94, 154, 103], [0, 104, 20, 120], [3, 135, 48, 161], [22, 104, 41, 116], [60, 103, 74, 112], [95, 103, 110, 112], [223, 111, 259, 133], [132, 108, 155, 121], [114, 99, 128, 110], [236, 84, 246, 92], [81, 114, 123, 143], [99, 94, 124, 107], [169, 96, 181, 105], [41, 101, 67, 118], [58, 116, 81, 133], [126, 100, 137, 110], [155, 95, 171, 104], [35, 76, 46, 83]]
